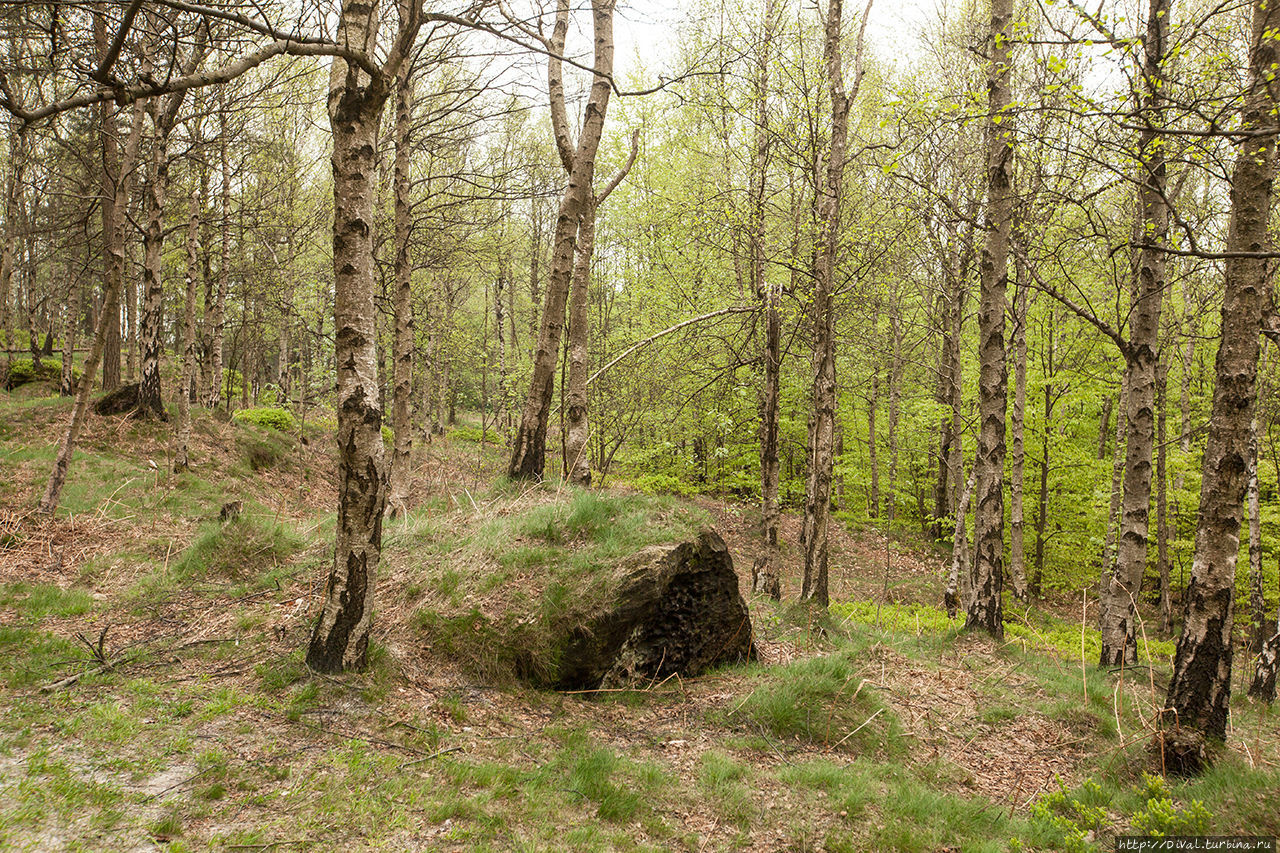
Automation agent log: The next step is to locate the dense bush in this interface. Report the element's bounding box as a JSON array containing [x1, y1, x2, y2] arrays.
[[231, 407, 296, 432], [3, 357, 76, 390]]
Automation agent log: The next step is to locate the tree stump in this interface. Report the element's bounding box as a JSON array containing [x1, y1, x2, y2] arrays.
[[557, 530, 756, 689], [92, 382, 140, 416]]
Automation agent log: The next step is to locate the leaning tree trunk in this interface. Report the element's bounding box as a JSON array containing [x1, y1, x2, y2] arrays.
[[1164, 0, 1279, 745], [40, 91, 143, 513], [306, 0, 398, 674], [174, 191, 200, 472], [1100, 0, 1170, 667], [508, 0, 616, 481], [967, 0, 1014, 639], [387, 60, 414, 515]]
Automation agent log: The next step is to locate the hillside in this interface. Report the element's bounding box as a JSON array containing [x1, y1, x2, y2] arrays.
[[1, 391, 1278, 852]]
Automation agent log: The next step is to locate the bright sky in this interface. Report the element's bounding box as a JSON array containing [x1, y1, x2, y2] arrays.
[[610, 0, 939, 82]]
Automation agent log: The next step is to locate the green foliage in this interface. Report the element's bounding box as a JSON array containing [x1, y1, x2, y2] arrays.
[[231, 407, 296, 432], [1130, 774, 1212, 836], [449, 425, 501, 444], [630, 472, 700, 497], [3, 357, 77, 390]]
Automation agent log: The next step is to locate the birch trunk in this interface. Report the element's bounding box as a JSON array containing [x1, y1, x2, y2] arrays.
[[1165, 0, 1279, 743], [563, 201, 596, 487], [1009, 252, 1029, 601], [0, 128, 25, 375], [1157, 360, 1172, 632], [387, 59, 414, 515], [307, 0, 418, 673], [802, 0, 870, 607], [174, 192, 200, 472], [205, 93, 231, 408], [509, 0, 616, 481], [751, 0, 782, 598], [946, 468, 976, 618], [967, 0, 1014, 638], [1099, 0, 1170, 666], [1248, 417, 1266, 652]]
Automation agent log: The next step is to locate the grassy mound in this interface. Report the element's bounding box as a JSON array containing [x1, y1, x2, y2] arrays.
[[391, 488, 711, 685], [171, 514, 304, 582]]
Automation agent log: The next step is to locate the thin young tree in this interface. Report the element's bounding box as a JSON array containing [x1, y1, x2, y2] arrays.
[[800, 0, 873, 608]]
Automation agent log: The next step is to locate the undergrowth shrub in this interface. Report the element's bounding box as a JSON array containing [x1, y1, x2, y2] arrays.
[[231, 407, 296, 432], [1130, 774, 1212, 836], [4, 357, 77, 390], [448, 425, 500, 444]]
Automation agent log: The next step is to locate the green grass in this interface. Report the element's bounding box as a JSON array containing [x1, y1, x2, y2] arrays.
[[0, 583, 94, 619], [831, 598, 1177, 664], [721, 648, 904, 754], [169, 514, 304, 583]]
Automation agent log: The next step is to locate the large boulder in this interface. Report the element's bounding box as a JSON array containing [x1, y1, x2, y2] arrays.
[[557, 530, 756, 689]]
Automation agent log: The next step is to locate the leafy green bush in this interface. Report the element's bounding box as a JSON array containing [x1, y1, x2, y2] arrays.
[[631, 473, 699, 497], [4, 357, 77, 389], [231, 407, 296, 432], [448, 425, 500, 444]]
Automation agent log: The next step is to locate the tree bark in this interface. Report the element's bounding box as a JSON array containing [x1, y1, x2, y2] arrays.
[[946, 468, 976, 618], [1248, 416, 1266, 653], [1009, 249, 1029, 601], [1157, 359, 1172, 632], [205, 91, 231, 408], [1164, 0, 1279, 744], [508, 0, 617, 481], [868, 368, 879, 518], [1099, 0, 1170, 667], [307, 0, 420, 673], [174, 190, 200, 472], [564, 200, 596, 487], [750, 0, 782, 598], [387, 56, 414, 515], [967, 0, 1014, 639], [61, 236, 86, 396], [801, 0, 871, 607], [0, 127, 25, 376]]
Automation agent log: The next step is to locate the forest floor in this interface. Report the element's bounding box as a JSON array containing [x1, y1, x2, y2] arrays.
[[0, 386, 1278, 852]]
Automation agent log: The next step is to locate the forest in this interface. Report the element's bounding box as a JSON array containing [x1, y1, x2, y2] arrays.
[[0, 0, 1279, 849]]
